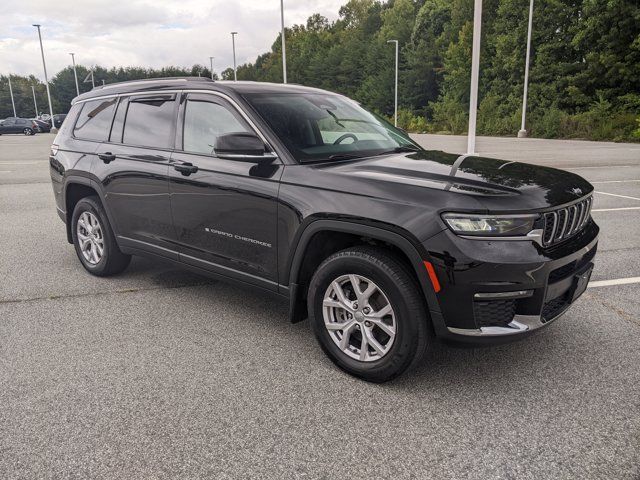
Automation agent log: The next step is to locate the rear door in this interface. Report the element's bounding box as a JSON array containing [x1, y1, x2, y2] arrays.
[[94, 93, 179, 258], [168, 91, 283, 287]]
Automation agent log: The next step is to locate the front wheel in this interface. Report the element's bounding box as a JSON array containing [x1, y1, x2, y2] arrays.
[[308, 246, 431, 382], [71, 196, 131, 276], [23, 128, 34, 136]]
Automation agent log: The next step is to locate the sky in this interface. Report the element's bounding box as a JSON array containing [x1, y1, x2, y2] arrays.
[[0, 0, 346, 79]]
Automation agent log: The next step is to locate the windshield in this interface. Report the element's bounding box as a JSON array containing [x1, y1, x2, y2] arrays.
[[243, 92, 421, 163]]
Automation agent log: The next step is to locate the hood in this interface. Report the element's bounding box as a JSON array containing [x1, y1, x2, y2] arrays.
[[308, 150, 594, 211]]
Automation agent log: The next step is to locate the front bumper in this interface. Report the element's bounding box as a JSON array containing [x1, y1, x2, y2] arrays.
[[424, 219, 599, 344]]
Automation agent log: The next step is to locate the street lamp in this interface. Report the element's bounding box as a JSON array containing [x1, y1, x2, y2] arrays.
[[209, 56, 215, 80], [466, 0, 482, 155], [231, 32, 238, 81], [518, 0, 534, 138], [387, 40, 399, 127], [69, 52, 80, 96], [280, 0, 287, 83], [33, 24, 57, 133], [31, 85, 38, 117], [8, 75, 17, 117]]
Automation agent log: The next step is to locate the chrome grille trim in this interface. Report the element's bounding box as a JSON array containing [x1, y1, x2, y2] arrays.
[[542, 196, 592, 247]]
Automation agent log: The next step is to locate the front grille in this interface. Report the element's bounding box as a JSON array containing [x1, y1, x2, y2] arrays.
[[542, 196, 592, 247], [541, 293, 570, 323], [473, 299, 516, 328]]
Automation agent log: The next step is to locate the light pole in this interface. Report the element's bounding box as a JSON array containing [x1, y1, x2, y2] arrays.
[[466, 0, 482, 155], [387, 40, 399, 127], [69, 52, 80, 96], [31, 85, 38, 117], [33, 24, 57, 133], [209, 56, 215, 80], [231, 32, 238, 81], [8, 75, 17, 117], [518, 0, 534, 138], [280, 0, 287, 83]]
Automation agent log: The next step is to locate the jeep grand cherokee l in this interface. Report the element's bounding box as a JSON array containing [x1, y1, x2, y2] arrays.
[[49, 78, 599, 382]]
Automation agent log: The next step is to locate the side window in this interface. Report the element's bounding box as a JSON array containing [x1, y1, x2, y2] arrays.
[[183, 98, 252, 155], [73, 98, 117, 141], [122, 95, 176, 148], [58, 103, 82, 137]]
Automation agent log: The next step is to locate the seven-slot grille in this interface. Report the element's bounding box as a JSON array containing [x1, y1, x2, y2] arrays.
[[542, 196, 592, 246]]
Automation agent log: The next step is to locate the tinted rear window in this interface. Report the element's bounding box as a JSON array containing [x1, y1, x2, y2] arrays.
[[122, 95, 176, 148], [73, 99, 117, 141]]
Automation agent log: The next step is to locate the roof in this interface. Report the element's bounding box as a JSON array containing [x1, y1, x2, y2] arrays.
[[72, 77, 335, 103]]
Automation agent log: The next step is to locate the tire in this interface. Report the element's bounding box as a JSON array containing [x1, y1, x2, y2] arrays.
[[308, 246, 431, 382], [71, 196, 131, 276], [23, 128, 34, 136]]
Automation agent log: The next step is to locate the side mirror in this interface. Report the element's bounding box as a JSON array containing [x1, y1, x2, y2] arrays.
[[214, 132, 274, 162]]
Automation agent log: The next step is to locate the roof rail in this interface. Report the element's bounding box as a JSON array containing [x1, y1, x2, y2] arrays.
[[92, 76, 214, 91]]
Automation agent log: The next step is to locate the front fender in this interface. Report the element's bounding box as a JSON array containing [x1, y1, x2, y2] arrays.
[[285, 219, 442, 318]]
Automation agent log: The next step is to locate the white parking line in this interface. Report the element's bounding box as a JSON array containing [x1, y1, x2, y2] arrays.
[[595, 191, 640, 201], [589, 277, 640, 288], [0, 161, 43, 165], [591, 180, 640, 184], [567, 165, 636, 169], [592, 207, 640, 212], [0, 170, 12, 173]]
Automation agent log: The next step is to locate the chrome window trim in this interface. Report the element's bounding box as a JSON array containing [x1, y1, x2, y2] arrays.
[[73, 89, 277, 157]]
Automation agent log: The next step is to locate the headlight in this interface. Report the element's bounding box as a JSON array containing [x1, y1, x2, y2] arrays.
[[442, 213, 539, 237]]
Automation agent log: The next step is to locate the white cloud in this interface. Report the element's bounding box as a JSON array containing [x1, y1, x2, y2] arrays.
[[0, 0, 345, 78]]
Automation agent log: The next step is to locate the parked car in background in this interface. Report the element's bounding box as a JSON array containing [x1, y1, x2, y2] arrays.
[[52, 114, 67, 129], [0, 118, 38, 135], [32, 119, 51, 133]]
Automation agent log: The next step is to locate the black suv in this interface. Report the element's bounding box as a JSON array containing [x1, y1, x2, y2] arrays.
[[50, 78, 598, 382]]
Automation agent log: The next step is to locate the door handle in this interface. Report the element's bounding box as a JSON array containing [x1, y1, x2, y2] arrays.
[[173, 162, 198, 176], [98, 152, 116, 164]]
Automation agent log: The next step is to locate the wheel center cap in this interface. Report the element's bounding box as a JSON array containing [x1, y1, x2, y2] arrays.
[[354, 311, 365, 322]]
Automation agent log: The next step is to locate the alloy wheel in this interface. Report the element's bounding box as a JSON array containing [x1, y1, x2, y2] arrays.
[[76, 211, 104, 265], [322, 274, 396, 362]]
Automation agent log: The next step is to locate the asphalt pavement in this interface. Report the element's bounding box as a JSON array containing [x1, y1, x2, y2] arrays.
[[1, 133, 639, 479]]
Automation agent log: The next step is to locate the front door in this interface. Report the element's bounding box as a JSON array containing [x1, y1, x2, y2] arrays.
[[93, 94, 178, 257], [169, 92, 283, 288]]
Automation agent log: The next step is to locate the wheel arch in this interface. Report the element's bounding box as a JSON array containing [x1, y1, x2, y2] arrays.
[[286, 219, 441, 323], [63, 175, 113, 244]]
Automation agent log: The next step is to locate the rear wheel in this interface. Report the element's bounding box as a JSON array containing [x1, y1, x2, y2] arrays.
[[23, 128, 34, 136], [308, 246, 431, 382], [71, 196, 131, 276]]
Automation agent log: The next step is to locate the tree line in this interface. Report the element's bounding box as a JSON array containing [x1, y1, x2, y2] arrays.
[[2, 0, 639, 141]]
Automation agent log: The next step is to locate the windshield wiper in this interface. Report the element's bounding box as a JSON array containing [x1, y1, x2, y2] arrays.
[[376, 145, 422, 156], [327, 153, 364, 161]]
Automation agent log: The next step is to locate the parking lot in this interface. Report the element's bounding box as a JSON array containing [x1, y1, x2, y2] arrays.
[[1, 133, 639, 478]]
